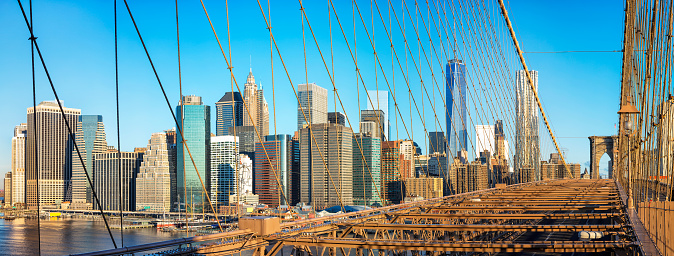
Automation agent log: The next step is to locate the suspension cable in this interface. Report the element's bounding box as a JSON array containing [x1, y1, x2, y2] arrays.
[[120, 0, 224, 233], [498, 0, 572, 178], [28, 0, 41, 254], [174, 0, 189, 236], [200, 0, 292, 208], [114, 0, 124, 245], [16, 0, 118, 248]]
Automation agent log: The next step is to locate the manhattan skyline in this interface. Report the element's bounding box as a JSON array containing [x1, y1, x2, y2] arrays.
[[0, 0, 624, 187]]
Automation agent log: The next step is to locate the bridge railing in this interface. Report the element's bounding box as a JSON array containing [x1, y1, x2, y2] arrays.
[[637, 201, 674, 255]]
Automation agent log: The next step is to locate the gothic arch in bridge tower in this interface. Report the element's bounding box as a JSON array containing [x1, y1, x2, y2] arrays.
[[588, 136, 618, 179]]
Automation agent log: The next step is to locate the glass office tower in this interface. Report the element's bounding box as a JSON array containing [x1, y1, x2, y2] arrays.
[[72, 115, 107, 209], [177, 95, 211, 212], [446, 59, 467, 160], [216, 92, 244, 136]]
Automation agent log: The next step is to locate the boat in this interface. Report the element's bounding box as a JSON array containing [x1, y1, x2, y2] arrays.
[[156, 220, 177, 230], [160, 226, 178, 232]]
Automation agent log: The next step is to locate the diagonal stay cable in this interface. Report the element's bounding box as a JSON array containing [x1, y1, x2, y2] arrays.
[[120, 0, 224, 233], [198, 0, 290, 207], [16, 0, 118, 248], [498, 0, 572, 178], [297, 0, 387, 206], [329, 0, 424, 203], [256, 0, 347, 211], [329, 0, 436, 200], [355, 0, 445, 191]]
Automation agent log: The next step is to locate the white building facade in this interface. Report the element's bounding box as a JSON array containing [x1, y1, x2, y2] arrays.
[[210, 136, 239, 206]]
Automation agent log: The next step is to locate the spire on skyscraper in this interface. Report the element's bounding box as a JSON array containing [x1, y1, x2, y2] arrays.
[[246, 70, 255, 85]]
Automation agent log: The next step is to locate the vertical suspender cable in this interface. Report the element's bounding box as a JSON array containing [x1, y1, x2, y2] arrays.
[[225, 0, 236, 216], [227, 0, 237, 219], [28, 0, 40, 254], [114, 0, 124, 245], [16, 0, 118, 248], [174, 0, 188, 236]]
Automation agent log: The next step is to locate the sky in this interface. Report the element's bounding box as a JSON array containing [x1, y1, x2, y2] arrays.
[[0, 0, 624, 188]]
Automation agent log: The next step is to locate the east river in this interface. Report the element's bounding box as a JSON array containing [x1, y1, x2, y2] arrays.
[[0, 218, 186, 255]]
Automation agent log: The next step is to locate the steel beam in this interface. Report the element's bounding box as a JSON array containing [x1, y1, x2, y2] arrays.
[[394, 213, 621, 220], [454, 200, 620, 205], [424, 205, 619, 211], [278, 238, 634, 253], [346, 223, 623, 232]]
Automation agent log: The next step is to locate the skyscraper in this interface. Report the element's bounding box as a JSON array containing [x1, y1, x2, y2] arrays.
[[381, 141, 402, 205], [400, 140, 416, 178], [446, 59, 467, 159], [229, 126, 258, 154], [165, 128, 178, 210], [210, 136, 239, 207], [428, 131, 446, 154], [493, 120, 510, 185], [299, 123, 353, 209], [475, 125, 495, 157], [360, 110, 387, 141], [427, 152, 447, 177], [94, 149, 143, 211], [328, 112, 346, 126], [4, 173, 11, 207], [380, 140, 414, 205], [243, 70, 269, 136], [366, 90, 391, 140], [494, 120, 507, 160], [26, 101, 80, 208], [254, 135, 292, 207], [297, 83, 328, 130], [258, 86, 270, 136], [71, 115, 107, 209], [11, 123, 27, 206], [352, 133, 381, 206], [177, 95, 211, 212], [515, 70, 540, 183], [290, 133, 301, 206], [449, 158, 488, 195], [404, 176, 443, 200], [136, 132, 172, 212], [216, 92, 243, 136]]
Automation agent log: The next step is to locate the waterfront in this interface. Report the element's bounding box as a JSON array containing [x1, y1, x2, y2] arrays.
[[0, 218, 186, 255]]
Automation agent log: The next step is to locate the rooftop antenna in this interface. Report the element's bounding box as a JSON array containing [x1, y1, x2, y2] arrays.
[[250, 55, 252, 72]]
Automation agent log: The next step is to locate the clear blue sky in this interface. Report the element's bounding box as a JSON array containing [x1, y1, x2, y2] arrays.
[[0, 0, 624, 187]]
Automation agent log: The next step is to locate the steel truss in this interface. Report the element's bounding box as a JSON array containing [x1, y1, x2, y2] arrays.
[[77, 179, 642, 256]]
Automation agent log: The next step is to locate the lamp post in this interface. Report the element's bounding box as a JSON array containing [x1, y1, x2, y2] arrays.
[[618, 102, 640, 209]]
